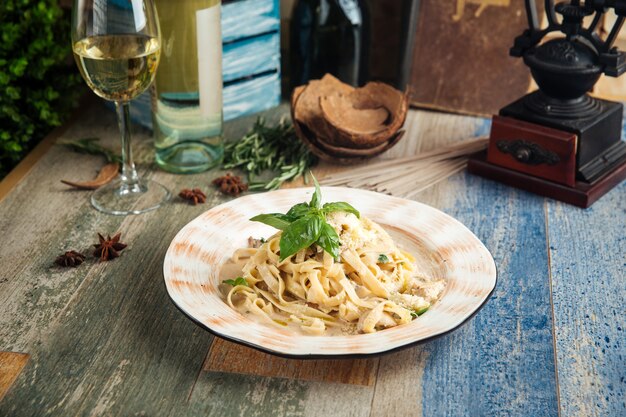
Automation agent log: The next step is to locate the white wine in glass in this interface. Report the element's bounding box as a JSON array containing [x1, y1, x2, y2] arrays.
[[71, 0, 170, 215]]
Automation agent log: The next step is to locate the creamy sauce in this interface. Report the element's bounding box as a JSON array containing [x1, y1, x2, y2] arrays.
[[218, 219, 448, 336]]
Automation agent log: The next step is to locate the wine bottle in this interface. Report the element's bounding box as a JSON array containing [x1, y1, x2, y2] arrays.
[[153, 0, 223, 174], [290, 0, 369, 87]]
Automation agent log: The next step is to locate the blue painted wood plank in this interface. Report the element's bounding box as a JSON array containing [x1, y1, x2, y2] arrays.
[[222, 0, 280, 43], [419, 174, 559, 417], [223, 71, 281, 121], [547, 182, 626, 417], [222, 32, 280, 83], [473, 117, 492, 137]]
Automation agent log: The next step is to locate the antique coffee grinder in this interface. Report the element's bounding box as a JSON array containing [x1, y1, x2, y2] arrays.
[[468, 0, 626, 207]]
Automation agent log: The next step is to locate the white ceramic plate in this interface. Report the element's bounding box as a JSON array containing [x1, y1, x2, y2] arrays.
[[163, 187, 497, 358]]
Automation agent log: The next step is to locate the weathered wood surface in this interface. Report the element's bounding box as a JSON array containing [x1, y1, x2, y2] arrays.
[[547, 187, 626, 417], [0, 100, 623, 416], [0, 352, 29, 401], [204, 338, 378, 386]]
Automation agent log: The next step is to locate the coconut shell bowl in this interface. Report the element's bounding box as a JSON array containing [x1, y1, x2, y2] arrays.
[[291, 74, 409, 164]]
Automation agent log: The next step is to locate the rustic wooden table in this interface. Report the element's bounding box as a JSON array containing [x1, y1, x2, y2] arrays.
[[0, 101, 623, 417]]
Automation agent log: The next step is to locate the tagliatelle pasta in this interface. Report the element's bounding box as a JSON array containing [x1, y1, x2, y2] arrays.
[[220, 211, 446, 336]]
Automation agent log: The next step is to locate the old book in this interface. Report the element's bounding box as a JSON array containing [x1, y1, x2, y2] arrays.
[[409, 0, 538, 117], [409, 1, 626, 116]]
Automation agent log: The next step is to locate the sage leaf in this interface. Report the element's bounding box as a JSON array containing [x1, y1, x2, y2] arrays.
[[316, 222, 341, 261], [250, 213, 292, 230], [279, 213, 323, 261], [322, 201, 360, 218]]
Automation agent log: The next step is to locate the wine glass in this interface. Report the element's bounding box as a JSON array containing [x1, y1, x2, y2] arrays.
[[71, 0, 170, 215]]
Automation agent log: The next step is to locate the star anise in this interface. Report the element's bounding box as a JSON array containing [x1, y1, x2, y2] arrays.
[[55, 250, 86, 267], [212, 173, 248, 196], [93, 232, 127, 261], [179, 188, 207, 205]]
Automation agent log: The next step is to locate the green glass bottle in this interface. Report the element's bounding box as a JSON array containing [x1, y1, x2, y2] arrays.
[[291, 0, 369, 87], [153, 0, 224, 174]]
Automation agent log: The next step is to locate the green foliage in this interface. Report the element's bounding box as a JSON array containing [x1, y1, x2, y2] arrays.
[[222, 277, 249, 287], [223, 117, 318, 190], [250, 175, 359, 261], [0, 0, 82, 178], [59, 137, 122, 163]]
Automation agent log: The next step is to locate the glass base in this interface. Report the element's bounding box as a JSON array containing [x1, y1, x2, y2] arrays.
[[155, 141, 223, 174], [91, 178, 171, 215]]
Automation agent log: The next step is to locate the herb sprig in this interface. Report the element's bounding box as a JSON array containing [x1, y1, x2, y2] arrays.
[[59, 137, 122, 164], [250, 176, 359, 261], [223, 118, 317, 190], [223, 277, 249, 287]]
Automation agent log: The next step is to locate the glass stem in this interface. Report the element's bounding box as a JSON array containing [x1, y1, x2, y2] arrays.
[[115, 101, 140, 187]]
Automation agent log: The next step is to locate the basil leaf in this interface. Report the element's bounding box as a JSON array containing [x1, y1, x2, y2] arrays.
[[322, 201, 360, 218], [223, 277, 249, 287], [250, 213, 291, 230], [279, 214, 323, 261], [316, 222, 341, 260], [309, 174, 322, 209], [285, 202, 311, 221], [377, 254, 389, 263]]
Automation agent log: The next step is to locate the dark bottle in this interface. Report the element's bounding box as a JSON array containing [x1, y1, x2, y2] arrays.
[[290, 0, 369, 87]]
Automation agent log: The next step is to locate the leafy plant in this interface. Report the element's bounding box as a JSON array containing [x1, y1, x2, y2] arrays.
[[223, 117, 318, 190], [250, 175, 359, 261], [0, 0, 82, 178]]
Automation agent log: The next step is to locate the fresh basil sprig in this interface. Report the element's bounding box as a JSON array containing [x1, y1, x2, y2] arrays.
[[248, 213, 291, 230], [279, 213, 323, 259], [250, 175, 359, 261]]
